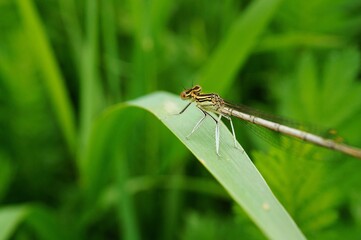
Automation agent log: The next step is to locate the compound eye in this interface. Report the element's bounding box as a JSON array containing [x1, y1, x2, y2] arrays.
[[180, 91, 188, 99]]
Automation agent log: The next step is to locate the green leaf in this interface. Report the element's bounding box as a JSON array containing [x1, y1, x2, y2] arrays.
[[16, 0, 76, 154], [254, 147, 344, 235], [83, 92, 305, 240], [0, 205, 70, 240], [321, 48, 361, 126], [198, 0, 283, 94], [0, 205, 28, 240], [79, 0, 104, 156], [261, 48, 361, 238]]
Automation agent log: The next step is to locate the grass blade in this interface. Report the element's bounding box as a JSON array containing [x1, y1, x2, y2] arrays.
[[0, 205, 70, 240], [16, 0, 76, 154], [198, 0, 283, 93], [0, 206, 28, 240], [87, 92, 305, 239]]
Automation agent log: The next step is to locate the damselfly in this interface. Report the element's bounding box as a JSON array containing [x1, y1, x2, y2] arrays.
[[178, 85, 361, 159]]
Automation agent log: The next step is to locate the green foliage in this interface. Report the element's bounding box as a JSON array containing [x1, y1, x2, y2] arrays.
[[0, 205, 70, 240], [255, 47, 361, 238], [198, 0, 283, 93], [181, 211, 265, 240], [1, 0, 361, 239]]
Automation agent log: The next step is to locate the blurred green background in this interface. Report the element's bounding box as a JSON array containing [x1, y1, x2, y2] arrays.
[[1, 0, 361, 239]]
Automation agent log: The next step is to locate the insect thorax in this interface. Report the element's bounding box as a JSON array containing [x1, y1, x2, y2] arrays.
[[196, 93, 225, 113]]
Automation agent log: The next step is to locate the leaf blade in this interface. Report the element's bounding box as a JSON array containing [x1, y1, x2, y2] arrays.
[[118, 92, 305, 239]]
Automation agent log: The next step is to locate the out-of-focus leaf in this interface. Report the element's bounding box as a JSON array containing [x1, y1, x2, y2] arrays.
[[199, 0, 283, 94], [0, 205, 70, 240]]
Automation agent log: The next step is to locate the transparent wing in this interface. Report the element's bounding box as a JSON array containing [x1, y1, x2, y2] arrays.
[[223, 101, 342, 141]]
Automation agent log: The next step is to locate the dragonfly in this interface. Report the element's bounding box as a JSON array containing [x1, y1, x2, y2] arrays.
[[178, 85, 361, 159]]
